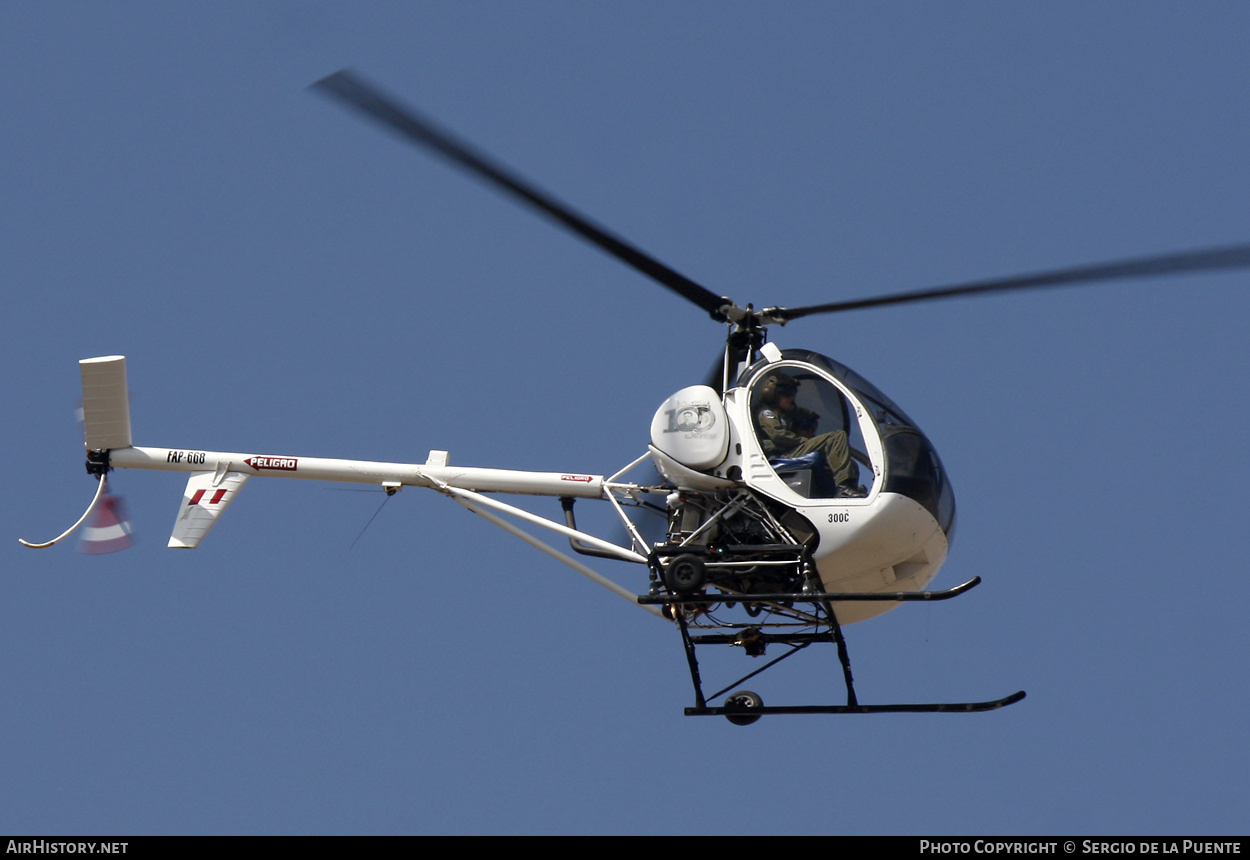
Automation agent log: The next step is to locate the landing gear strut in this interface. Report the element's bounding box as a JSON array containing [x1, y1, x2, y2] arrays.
[[640, 575, 1025, 724]]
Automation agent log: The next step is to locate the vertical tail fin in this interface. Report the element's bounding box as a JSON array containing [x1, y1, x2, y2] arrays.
[[80, 356, 132, 451]]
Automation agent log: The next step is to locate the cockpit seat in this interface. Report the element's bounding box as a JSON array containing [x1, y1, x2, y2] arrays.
[[767, 451, 824, 473], [768, 451, 824, 498]]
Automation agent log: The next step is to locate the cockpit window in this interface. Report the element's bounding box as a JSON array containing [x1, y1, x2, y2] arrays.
[[740, 351, 956, 541], [749, 367, 871, 500]]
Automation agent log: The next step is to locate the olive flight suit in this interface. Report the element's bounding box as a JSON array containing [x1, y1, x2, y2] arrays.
[[757, 406, 859, 491]]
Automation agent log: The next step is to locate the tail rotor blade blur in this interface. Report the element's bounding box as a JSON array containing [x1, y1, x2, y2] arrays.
[[78, 490, 135, 555]]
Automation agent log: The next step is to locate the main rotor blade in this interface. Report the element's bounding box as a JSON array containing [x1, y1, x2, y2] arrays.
[[311, 69, 732, 320], [774, 243, 1250, 322]]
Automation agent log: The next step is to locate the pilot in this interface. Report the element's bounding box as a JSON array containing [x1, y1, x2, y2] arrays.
[[756, 372, 863, 497]]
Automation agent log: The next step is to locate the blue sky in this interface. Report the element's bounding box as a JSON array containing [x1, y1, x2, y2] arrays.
[[4, 2, 1249, 835]]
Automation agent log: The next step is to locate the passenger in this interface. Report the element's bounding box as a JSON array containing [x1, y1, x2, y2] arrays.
[[755, 372, 863, 497]]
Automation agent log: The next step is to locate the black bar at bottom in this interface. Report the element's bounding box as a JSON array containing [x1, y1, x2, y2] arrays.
[[686, 690, 1026, 716], [638, 576, 981, 606]]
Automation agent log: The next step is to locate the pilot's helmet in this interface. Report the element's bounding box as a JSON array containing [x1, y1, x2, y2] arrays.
[[757, 372, 799, 406]]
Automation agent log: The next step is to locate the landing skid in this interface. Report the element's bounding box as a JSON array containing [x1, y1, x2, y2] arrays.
[[686, 690, 1026, 718], [636, 575, 984, 607], [641, 574, 1026, 723]]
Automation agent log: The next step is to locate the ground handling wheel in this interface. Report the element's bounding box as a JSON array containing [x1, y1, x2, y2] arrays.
[[723, 690, 763, 726], [663, 554, 706, 595]]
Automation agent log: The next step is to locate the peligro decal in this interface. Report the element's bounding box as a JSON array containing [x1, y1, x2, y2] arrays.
[[245, 456, 298, 471]]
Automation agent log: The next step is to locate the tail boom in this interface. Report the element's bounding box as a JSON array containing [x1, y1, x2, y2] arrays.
[[107, 446, 607, 498]]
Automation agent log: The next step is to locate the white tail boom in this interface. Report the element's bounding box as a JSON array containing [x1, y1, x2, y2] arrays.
[[25, 356, 636, 555], [20, 355, 661, 617]]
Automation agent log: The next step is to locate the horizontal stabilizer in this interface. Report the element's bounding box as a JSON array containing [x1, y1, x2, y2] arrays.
[[80, 356, 132, 451], [169, 469, 250, 549]]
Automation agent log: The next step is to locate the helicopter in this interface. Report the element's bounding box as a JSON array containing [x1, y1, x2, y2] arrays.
[[21, 70, 1250, 724]]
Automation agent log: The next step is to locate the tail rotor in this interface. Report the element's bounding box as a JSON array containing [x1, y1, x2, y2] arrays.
[[19, 356, 137, 553], [78, 485, 135, 554]]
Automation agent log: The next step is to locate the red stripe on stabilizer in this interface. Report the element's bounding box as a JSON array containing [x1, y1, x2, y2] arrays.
[[210, 489, 227, 504], [190, 489, 205, 505]]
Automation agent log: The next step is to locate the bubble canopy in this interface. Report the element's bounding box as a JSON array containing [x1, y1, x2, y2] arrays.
[[739, 349, 957, 543]]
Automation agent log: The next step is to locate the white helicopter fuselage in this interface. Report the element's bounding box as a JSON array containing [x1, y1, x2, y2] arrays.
[[43, 353, 952, 627], [648, 348, 953, 623]]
